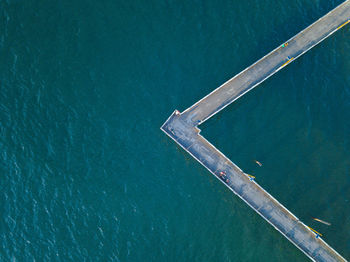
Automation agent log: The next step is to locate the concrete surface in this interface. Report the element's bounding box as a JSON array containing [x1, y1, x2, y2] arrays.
[[161, 1, 350, 261]]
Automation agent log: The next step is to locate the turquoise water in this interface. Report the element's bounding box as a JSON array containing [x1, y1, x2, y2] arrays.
[[1, 0, 349, 261]]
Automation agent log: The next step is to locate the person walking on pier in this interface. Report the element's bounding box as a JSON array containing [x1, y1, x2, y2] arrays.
[[219, 171, 226, 176], [218, 171, 228, 182]]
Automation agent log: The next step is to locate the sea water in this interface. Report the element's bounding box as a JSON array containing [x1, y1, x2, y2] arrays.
[[0, 0, 349, 261]]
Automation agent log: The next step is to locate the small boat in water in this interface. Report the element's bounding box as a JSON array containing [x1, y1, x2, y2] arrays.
[[254, 160, 262, 167], [313, 217, 331, 226]]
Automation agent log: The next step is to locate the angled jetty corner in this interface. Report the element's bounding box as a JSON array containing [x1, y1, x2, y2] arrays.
[[161, 1, 350, 261]]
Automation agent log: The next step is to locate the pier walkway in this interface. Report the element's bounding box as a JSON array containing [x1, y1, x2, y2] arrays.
[[161, 1, 350, 261]]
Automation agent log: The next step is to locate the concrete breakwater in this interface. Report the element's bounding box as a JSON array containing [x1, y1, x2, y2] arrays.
[[161, 1, 350, 261]]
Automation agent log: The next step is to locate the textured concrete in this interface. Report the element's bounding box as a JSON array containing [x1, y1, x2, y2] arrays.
[[161, 1, 350, 261]]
